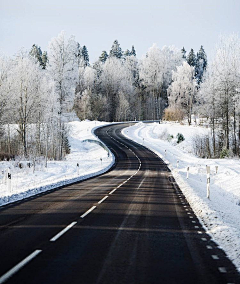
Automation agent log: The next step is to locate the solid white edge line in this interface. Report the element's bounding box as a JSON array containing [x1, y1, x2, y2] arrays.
[[98, 196, 108, 204], [0, 250, 42, 284], [80, 206, 97, 218], [50, 222, 77, 242]]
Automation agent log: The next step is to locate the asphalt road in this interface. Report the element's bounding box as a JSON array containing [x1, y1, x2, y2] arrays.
[[0, 123, 239, 284]]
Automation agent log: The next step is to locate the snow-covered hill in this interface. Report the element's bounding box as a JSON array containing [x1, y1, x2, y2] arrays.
[[123, 122, 240, 272]]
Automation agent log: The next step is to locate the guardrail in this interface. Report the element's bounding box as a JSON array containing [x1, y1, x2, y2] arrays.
[[82, 139, 110, 154]]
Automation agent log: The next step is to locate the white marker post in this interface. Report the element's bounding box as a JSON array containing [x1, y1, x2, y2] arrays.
[[77, 163, 79, 175], [215, 166, 218, 174], [177, 160, 179, 168], [206, 166, 210, 199], [164, 150, 167, 158], [187, 166, 189, 179]]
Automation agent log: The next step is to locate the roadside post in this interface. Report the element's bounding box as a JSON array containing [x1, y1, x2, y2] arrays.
[[177, 160, 179, 168], [164, 150, 167, 158], [215, 166, 218, 174], [206, 166, 210, 199], [100, 158, 102, 165], [7, 168, 11, 193], [77, 163, 79, 175]]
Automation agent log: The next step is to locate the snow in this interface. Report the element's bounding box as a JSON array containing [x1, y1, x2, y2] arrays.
[[123, 121, 240, 272], [0, 120, 114, 207]]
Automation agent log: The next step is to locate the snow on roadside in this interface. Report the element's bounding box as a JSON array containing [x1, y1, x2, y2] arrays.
[[123, 122, 240, 271], [0, 120, 114, 207]]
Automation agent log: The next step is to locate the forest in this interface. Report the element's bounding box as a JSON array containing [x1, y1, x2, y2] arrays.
[[0, 31, 240, 160]]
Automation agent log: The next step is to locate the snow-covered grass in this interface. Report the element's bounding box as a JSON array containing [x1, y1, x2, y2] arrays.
[[123, 121, 240, 272], [0, 120, 114, 207]]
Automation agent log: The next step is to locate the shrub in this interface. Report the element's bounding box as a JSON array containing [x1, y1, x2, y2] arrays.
[[220, 148, 230, 159], [176, 133, 185, 144], [163, 107, 185, 122]]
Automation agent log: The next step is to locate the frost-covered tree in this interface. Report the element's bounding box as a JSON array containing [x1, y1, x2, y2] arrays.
[[81, 45, 89, 67], [140, 44, 183, 120], [187, 48, 196, 67], [168, 61, 197, 125], [181, 47, 187, 59], [130, 45, 136, 56], [48, 31, 78, 159], [99, 50, 108, 63], [195, 45, 207, 85], [29, 44, 43, 66], [109, 40, 122, 59], [198, 34, 240, 152]]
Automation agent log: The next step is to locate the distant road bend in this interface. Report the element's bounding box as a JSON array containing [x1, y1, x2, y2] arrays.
[[0, 123, 239, 284]]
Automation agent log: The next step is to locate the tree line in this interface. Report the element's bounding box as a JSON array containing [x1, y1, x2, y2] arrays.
[[1, 31, 239, 160]]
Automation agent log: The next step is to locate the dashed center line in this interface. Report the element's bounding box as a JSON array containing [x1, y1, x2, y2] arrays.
[[50, 222, 77, 242], [80, 206, 97, 219], [0, 250, 42, 284], [98, 196, 108, 204]]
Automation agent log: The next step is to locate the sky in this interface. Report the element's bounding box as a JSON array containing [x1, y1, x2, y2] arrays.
[[0, 0, 240, 62]]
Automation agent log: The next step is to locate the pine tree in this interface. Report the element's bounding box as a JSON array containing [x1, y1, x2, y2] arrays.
[[195, 46, 207, 84], [82, 45, 89, 67], [76, 42, 82, 67], [187, 49, 196, 67], [124, 49, 131, 57], [99, 50, 108, 63], [181, 47, 186, 59], [41, 51, 48, 69], [29, 44, 43, 66], [130, 45, 136, 56], [109, 40, 122, 59]]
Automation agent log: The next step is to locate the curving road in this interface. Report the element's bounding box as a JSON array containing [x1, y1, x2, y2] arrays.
[[0, 123, 239, 284]]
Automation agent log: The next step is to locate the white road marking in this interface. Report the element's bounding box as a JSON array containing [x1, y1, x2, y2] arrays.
[[105, 129, 142, 196], [194, 226, 199, 229], [80, 206, 97, 218], [197, 231, 203, 234], [109, 188, 117, 195], [189, 216, 193, 219], [50, 222, 77, 241], [192, 221, 196, 223], [207, 245, 213, 249], [201, 238, 207, 241], [212, 255, 219, 260], [98, 196, 108, 204], [218, 267, 227, 273], [0, 250, 42, 284]]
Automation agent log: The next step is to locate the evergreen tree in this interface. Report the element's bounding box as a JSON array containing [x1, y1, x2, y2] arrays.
[[124, 49, 131, 57], [99, 50, 108, 63], [187, 49, 196, 67], [41, 51, 48, 69], [130, 45, 136, 56], [29, 44, 43, 66], [195, 45, 207, 84], [82, 45, 89, 67], [76, 42, 82, 67], [109, 40, 122, 59], [181, 47, 186, 59]]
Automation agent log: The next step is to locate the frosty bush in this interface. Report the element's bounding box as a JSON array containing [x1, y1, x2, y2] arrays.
[[176, 133, 185, 144], [163, 107, 185, 122]]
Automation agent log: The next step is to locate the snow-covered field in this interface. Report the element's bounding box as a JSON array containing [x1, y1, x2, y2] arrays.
[[123, 122, 240, 272], [0, 120, 114, 207]]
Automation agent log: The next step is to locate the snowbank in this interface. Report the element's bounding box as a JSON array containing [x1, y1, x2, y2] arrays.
[[0, 120, 114, 207], [123, 122, 240, 271]]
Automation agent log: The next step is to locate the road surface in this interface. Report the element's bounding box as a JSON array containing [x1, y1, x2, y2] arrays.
[[0, 123, 239, 284]]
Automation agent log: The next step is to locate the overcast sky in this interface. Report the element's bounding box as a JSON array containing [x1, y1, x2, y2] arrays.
[[0, 0, 240, 62]]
